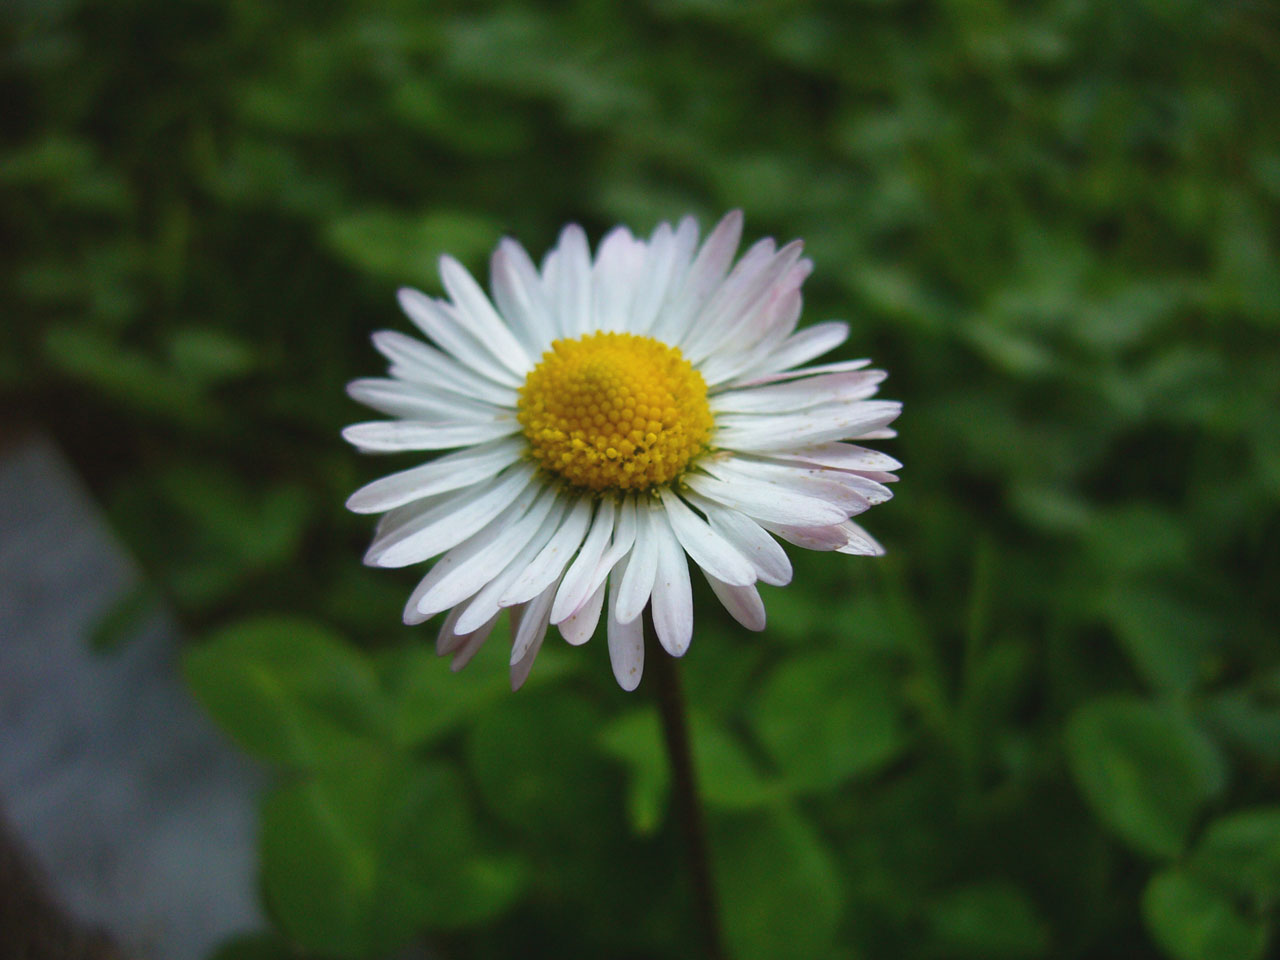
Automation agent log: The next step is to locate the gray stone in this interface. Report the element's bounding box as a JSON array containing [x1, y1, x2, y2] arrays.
[[0, 435, 264, 960]]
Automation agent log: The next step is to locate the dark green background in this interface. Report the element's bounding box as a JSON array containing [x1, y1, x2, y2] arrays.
[[4, 1, 1279, 958]]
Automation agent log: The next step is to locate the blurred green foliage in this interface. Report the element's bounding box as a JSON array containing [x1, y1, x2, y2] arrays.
[[4, 0, 1280, 958]]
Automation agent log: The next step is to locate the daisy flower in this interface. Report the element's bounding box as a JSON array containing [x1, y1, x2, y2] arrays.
[[344, 212, 901, 690]]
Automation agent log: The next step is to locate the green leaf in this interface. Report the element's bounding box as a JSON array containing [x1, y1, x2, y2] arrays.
[[1191, 808, 1280, 904], [325, 209, 500, 287], [597, 709, 671, 835], [167, 327, 256, 386], [1142, 869, 1268, 960], [385, 642, 576, 750], [927, 882, 1050, 958], [1065, 697, 1225, 858], [466, 691, 617, 841], [713, 807, 844, 960], [691, 712, 784, 810], [597, 707, 780, 824], [1104, 587, 1218, 695], [752, 649, 906, 792], [261, 753, 524, 958], [184, 617, 386, 767]]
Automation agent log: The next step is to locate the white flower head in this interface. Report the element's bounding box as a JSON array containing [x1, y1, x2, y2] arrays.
[[344, 212, 901, 691]]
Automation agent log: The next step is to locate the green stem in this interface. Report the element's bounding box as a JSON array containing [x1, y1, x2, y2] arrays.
[[649, 625, 727, 960]]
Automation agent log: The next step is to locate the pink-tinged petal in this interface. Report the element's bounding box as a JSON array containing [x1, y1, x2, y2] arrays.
[[683, 240, 807, 365], [713, 399, 902, 451], [723, 320, 850, 384], [446, 611, 501, 671], [723, 357, 872, 389], [651, 210, 743, 344], [763, 442, 903, 473]]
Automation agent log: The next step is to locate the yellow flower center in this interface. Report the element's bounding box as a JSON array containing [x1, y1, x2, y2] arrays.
[[517, 332, 713, 492]]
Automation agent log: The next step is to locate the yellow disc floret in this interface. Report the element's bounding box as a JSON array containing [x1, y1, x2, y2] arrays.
[[517, 332, 713, 492]]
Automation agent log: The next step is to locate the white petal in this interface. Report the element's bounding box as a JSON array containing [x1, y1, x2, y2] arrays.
[[490, 238, 556, 355], [704, 573, 766, 631], [371, 330, 518, 407], [364, 462, 537, 568], [397, 288, 523, 387], [510, 577, 558, 667], [342, 418, 521, 453], [592, 226, 641, 333], [710, 369, 886, 414], [615, 499, 660, 624], [438, 255, 532, 376], [834, 519, 885, 556], [650, 210, 742, 344], [699, 456, 870, 517], [500, 496, 594, 607], [454, 498, 565, 634], [347, 377, 505, 423], [764, 442, 903, 473], [550, 496, 616, 623], [649, 509, 693, 656], [629, 222, 680, 335], [684, 491, 792, 586], [657, 488, 755, 586], [565, 494, 639, 620], [607, 561, 645, 691], [713, 399, 902, 452], [559, 579, 605, 646], [346, 437, 526, 514], [404, 488, 561, 622], [552, 223, 593, 337], [683, 471, 847, 528]]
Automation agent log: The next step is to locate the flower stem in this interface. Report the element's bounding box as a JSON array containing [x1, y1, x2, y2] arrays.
[[649, 625, 727, 960]]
